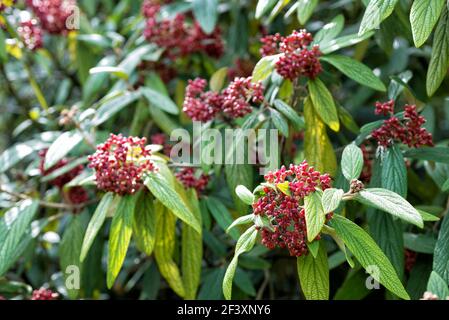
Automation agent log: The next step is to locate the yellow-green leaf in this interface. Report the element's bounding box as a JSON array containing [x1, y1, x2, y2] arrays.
[[304, 97, 337, 176], [307, 78, 340, 132], [107, 194, 137, 288]]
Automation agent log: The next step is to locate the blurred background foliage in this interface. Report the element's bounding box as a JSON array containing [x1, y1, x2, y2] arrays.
[[0, 0, 448, 300]]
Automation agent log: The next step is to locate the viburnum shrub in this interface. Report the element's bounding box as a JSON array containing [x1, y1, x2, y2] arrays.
[[224, 144, 428, 300], [1, 0, 449, 303]]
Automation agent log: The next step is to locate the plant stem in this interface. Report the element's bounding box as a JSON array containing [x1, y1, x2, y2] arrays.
[[0, 186, 93, 210]]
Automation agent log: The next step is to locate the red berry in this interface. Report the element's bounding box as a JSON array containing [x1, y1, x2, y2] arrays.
[[39, 149, 83, 188], [255, 161, 332, 257], [372, 102, 434, 148], [260, 30, 322, 80], [18, 18, 43, 51], [31, 288, 59, 300], [142, 1, 223, 60], [175, 167, 209, 196], [66, 186, 88, 205], [26, 0, 76, 35], [88, 134, 156, 195]]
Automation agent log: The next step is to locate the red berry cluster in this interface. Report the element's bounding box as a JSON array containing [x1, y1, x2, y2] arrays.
[[183, 78, 223, 121], [17, 18, 43, 51], [26, 0, 76, 35], [175, 167, 209, 196], [151, 133, 173, 156], [0, 295, 5, 300], [253, 161, 332, 257], [142, 0, 223, 60], [260, 30, 322, 81], [404, 249, 417, 273], [371, 101, 434, 148], [222, 77, 264, 118], [183, 77, 265, 121], [66, 186, 89, 205], [374, 99, 395, 116], [360, 144, 374, 183], [88, 134, 156, 195], [39, 149, 83, 188], [39, 150, 88, 205], [31, 288, 59, 300]]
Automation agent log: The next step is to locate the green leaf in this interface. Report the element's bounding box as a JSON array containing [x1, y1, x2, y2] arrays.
[[443, 178, 449, 192], [154, 202, 185, 297], [252, 54, 279, 82], [341, 144, 364, 181], [404, 146, 449, 163], [182, 189, 203, 299], [227, 214, 254, 233], [107, 194, 137, 288], [225, 162, 253, 215], [356, 188, 423, 228], [44, 131, 83, 170], [304, 192, 326, 242], [235, 185, 255, 205], [270, 108, 289, 137], [206, 197, 240, 240], [322, 188, 344, 213], [381, 144, 407, 197], [192, 0, 218, 34], [89, 66, 128, 80], [145, 171, 201, 234], [297, 241, 329, 300], [297, 0, 318, 24], [418, 209, 440, 222], [42, 157, 88, 183], [60, 214, 85, 299], [234, 268, 256, 296], [329, 215, 410, 300], [368, 210, 404, 282], [0, 29, 7, 62], [117, 44, 156, 74], [92, 90, 141, 126], [410, 0, 446, 47], [276, 181, 291, 196], [427, 271, 449, 299], [0, 200, 39, 277], [321, 55, 386, 92], [427, 8, 449, 96], [209, 67, 228, 92], [338, 106, 360, 134], [304, 97, 337, 176], [307, 78, 340, 132], [320, 32, 374, 54], [133, 191, 156, 256], [359, 0, 399, 35], [223, 226, 258, 300], [403, 233, 436, 254], [314, 15, 345, 45], [0, 140, 44, 173], [307, 240, 320, 258], [433, 214, 449, 283], [255, 0, 277, 19], [142, 87, 179, 115], [334, 269, 371, 300], [83, 55, 116, 102], [80, 192, 115, 262], [273, 99, 305, 130], [198, 267, 225, 300]]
